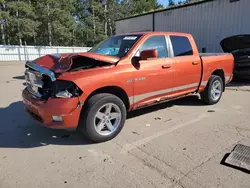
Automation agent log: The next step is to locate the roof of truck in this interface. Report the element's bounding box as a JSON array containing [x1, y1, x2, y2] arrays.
[[116, 31, 191, 37]]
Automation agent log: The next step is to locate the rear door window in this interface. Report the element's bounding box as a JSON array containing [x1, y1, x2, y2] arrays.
[[139, 35, 168, 58], [170, 36, 193, 56]]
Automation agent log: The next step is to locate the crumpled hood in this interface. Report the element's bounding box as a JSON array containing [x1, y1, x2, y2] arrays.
[[32, 52, 119, 73], [220, 35, 250, 53]]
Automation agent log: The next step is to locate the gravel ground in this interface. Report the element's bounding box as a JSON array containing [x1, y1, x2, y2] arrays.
[[0, 62, 250, 188]]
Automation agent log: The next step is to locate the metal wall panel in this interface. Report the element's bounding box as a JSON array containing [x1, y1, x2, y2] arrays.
[[155, 0, 250, 52], [116, 0, 250, 52], [116, 14, 153, 34], [0, 45, 91, 62]]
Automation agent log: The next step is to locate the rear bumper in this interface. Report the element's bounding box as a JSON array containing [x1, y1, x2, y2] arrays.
[[22, 88, 82, 129]]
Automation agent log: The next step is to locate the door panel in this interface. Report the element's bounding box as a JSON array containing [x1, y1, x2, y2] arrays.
[[169, 35, 202, 96], [132, 35, 174, 108], [171, 55, 201, 94], [133, 58, 174, 108]]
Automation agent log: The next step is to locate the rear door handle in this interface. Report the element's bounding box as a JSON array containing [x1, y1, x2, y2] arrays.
[[162, 64, 171, 69], [192, 62, 199, 65]]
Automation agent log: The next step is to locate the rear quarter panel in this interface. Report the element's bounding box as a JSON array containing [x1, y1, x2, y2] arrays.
[[199, 54, 234, 92]]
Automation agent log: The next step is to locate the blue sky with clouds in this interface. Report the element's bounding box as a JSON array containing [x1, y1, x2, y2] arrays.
[[157, 0, 181, 6]]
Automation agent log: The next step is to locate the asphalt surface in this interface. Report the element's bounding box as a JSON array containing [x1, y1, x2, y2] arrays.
[[0, 62, 250, 188]]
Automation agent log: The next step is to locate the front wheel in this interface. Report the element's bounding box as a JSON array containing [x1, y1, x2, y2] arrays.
[[78, 93, 127, 143], [200, 75, 223, 105]]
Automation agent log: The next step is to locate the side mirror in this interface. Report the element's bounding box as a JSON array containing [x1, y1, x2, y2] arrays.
[[140, 49, 158, 60]]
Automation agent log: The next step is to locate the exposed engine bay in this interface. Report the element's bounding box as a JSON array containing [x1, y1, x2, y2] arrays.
[[69, 55, 112, 72]]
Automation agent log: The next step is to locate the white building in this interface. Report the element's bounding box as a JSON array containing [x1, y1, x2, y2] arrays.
[[115, 0, 249, 52]]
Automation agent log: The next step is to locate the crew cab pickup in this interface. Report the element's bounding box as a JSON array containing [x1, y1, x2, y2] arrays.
[[23, 32, 234, 142]]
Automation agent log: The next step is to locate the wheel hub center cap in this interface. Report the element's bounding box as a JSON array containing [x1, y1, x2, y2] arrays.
[[104, 115, 109, 120], [94, 103, 122, 136]]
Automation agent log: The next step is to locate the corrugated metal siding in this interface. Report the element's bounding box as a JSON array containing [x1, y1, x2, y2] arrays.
[[116, 14, 153, 34], [116, 0, 250, 52], [0, 45, 91, 62], [155, 0, 250, 52]]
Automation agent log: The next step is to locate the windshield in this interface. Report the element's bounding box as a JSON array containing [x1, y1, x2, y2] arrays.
[[89, 34, 143, 58]]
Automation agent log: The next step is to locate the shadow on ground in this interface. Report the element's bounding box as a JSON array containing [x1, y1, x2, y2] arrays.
[[127, 95, 203, 119], [172, 95, 204, 106], [0, 101, 92, 148], [0, 96, 204, 148], [226, 79, 250, 88]]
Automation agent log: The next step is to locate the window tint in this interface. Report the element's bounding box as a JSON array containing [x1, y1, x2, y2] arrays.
[[139, 36, 167, 58], [170, 36, 193, 56]]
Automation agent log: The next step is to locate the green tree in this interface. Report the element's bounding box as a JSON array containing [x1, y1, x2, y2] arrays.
[[168, 0, 175, 6], [1, 0, 169, 46], [0, 0, 8, 44], [34, 0, 75, 46], [130, 0, 163, 14], [2, 0, 39, 45], [73, 0, 106, 46]]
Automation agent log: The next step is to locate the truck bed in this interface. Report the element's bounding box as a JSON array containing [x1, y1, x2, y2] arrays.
[[199, 52, 234, 88]]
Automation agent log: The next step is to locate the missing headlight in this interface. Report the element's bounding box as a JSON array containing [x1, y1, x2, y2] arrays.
[[52, 80, 82, 98]]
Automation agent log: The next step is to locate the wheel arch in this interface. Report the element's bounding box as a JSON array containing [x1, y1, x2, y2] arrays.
[[211, 69, 225, 91], [85, 86, 130, 111]]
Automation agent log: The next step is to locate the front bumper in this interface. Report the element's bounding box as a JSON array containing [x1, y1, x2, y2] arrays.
[[22, 88, 82, 129]]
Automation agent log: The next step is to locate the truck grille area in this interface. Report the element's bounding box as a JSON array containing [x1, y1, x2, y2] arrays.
[[25, 61, 55, 100], [38, 74, 53, 99]]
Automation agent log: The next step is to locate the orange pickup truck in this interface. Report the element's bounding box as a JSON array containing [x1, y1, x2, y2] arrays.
[[23, 32, 234, 142]]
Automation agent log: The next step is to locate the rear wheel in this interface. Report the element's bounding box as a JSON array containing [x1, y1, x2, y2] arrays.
[[201, 75, 223, 105], [78, 93, 127, 142]]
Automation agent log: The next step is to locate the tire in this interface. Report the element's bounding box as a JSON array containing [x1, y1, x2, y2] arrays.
[[78, 93, 127, 143], [200, 75, 223, 105]]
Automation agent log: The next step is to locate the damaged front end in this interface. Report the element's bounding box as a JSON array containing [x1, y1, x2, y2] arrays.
[[24, 51, 117, 99], [25, 61, 55, 99], [25, 61, 82, 100], [23, 53, 117, 128], [23, 59, 84, 128]]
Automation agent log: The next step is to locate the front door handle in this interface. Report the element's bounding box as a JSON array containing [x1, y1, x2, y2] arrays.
[[192, 61, 199, 65], [162, 64, 171, 69]]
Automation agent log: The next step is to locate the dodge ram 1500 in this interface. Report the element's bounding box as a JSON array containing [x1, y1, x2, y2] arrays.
[[23, 32, 234, 142]]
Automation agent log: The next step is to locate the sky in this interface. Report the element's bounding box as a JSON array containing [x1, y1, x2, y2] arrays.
[[157, 0, 181, 6]]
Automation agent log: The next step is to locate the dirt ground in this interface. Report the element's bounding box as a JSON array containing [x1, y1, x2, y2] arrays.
[[0, 62, 250, 188]]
